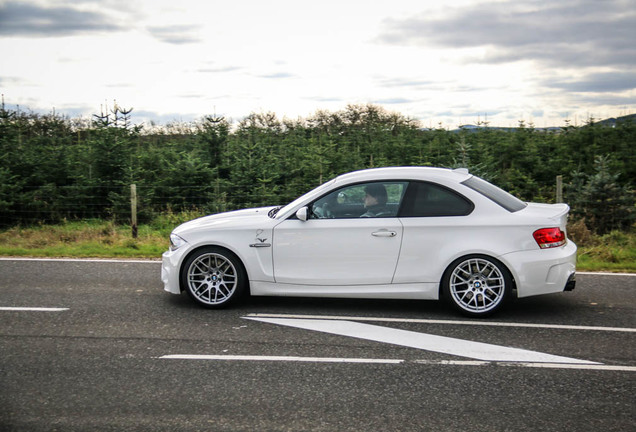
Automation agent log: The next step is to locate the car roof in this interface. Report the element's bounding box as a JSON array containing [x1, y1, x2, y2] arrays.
[[333, 166, 472, 185]]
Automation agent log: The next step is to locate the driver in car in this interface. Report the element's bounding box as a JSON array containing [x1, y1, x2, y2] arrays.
[[361, 184, 390, 217]]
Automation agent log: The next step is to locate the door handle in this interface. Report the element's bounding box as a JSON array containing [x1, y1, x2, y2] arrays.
[[372, 230, 397, 237]]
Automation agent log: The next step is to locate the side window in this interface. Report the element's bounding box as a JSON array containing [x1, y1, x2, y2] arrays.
[[310, 181, 407, 219], [400, 181, 474, 217]]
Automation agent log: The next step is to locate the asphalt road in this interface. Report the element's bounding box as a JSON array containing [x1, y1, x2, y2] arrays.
[[0, 258, 634, 431]]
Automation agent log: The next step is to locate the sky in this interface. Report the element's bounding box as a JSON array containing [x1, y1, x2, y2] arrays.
[[0, 0, 635, 129]]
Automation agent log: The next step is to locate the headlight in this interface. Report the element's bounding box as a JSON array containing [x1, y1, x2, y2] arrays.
[[169, 233, 188, 251]]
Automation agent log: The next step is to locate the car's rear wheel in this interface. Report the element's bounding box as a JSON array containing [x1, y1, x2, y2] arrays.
[[181, 247, 247, 308], [442, 255, 512, 317]]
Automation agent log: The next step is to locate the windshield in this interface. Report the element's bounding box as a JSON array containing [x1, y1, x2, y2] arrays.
[[275, 178, 337, 219]]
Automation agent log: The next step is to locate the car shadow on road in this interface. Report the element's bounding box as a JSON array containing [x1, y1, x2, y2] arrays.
[[161, 288, 586, 323], [242, 295, 465, 319]]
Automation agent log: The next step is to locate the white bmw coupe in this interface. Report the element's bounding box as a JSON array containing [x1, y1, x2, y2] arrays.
[[162, 167, 576, 317]]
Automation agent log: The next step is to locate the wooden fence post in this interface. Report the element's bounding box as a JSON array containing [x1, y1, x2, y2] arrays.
[[130, 184, 138, 238], [556, 175, 563, 203]]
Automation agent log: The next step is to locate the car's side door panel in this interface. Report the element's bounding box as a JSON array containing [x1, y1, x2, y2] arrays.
[[272, 218, 403, 285]]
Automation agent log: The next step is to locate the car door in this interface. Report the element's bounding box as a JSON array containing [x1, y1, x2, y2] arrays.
[[272, 181, 407, 286], [393, 180, 475, 284]]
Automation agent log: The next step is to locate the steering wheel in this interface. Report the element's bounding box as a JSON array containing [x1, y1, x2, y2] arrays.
[[322, 203, 334, 218], [312, 204, 334, 219]]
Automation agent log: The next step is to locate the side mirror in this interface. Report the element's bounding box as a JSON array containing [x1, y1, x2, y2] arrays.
[[296, 207, 309, 221]]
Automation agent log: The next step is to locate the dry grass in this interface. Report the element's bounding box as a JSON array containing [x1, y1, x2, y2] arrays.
[[0, 220, 167, 258]]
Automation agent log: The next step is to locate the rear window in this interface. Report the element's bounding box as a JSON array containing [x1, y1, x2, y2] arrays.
[[462, 176, 527, 212]]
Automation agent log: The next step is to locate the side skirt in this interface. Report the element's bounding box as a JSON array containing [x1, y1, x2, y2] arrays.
[[249, 281, 439, 300]]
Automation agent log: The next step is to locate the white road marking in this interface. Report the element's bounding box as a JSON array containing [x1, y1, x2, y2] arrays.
[[246, 313, 636, 333], [160, 354, 402, 364], [414, 360, 636, 372], [244, 317, 601, 364], [494, 362, 636, 372], [0, 257, 159, 264], [578, 271, 636, 277], [0, 307, 69, 311], [158, 355, 636, 372]]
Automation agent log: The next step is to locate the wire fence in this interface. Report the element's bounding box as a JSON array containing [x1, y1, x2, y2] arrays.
[[0, 184, 289, 227], [0, 183, 576, 225], [1, 182, 632, 236]]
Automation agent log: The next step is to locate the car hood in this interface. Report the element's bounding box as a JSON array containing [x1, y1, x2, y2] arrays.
[[173, 206, 278, 234]]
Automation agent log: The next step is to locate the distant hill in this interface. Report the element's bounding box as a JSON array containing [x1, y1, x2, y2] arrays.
[[450, 113, 635, 133], [596, 113, 636, 127]]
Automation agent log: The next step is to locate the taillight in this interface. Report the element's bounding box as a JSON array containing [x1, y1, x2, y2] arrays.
[[533, 228, 566, 249]]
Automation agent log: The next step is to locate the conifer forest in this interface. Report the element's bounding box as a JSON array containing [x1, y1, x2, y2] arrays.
[[0, 103, 633, 234]]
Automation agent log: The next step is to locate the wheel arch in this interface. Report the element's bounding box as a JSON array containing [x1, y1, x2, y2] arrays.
[[178, 244, 251, 295], [438, 253, 518, 300]]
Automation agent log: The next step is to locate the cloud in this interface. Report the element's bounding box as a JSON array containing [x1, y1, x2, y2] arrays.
[[133, 109, 198, 124], [146, 25, 202, 45], [377, 0, 636, 68], [0, 2, 124, 37], [304, 96, 344, 103], [568, 94, 636, 106], [376, 77, 437, 89], [256, 72, 297, 79], [198, 66, 243, 74], [373, 97, 413, 104], [0, 76, 25, 86], [545, 72, 636, 93], [450, 109, 504, 119]]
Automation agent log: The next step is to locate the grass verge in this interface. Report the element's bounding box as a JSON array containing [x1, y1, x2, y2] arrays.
[[0, 219, 634, 272], [0, 220, 168, 259], [574, 231, 636, 273]]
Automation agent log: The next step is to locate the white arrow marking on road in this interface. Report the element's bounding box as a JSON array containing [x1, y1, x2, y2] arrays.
[[247, 313, 636, 333], [158, 355, 636, 371], [244, 317, 601, 365]]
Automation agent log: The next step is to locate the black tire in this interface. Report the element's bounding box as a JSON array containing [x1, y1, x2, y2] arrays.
[[181, 246, 247, 308], [442, 255, 512, 317]]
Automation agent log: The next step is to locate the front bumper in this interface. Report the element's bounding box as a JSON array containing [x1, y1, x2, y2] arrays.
[[161, 249, 183, 294]]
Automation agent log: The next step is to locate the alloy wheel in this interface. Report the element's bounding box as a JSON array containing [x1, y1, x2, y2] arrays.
[[448, 257, 506, 314], [186, 252, 238, 306]]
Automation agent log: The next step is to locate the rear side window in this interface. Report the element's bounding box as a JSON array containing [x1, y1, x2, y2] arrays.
[[462, 176, 527, 212], [399, 181, 474, 217]]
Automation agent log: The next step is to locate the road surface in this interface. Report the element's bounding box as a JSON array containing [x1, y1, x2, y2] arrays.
[[0, 258, 634, 431]]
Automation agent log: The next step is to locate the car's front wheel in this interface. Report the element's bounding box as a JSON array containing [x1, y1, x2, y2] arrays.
[[442, 255, 512, 317], [181, 247, 247, 308]]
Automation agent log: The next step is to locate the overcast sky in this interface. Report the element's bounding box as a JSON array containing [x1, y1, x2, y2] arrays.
[[1, 0, 634, 128]]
